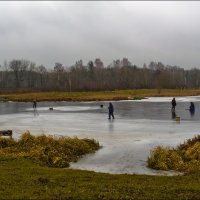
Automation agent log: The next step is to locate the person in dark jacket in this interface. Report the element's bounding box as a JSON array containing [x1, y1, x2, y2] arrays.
[[33, 100, 37, 109], [189, 102, 195, 113], [171, 97, 176, 112], [108, 102, 114, 120]]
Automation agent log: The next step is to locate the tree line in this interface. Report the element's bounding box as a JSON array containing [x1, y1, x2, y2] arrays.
[[0, 58, 200, 92]]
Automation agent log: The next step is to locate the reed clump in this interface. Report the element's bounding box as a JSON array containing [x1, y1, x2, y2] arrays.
[[0, 132, 100, 168], [148, 135, 200, 173]]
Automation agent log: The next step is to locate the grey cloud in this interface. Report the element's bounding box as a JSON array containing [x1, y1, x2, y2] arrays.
[[1, 1, 200, 68]]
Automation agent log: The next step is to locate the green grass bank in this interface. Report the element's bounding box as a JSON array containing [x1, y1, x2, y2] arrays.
[[0, 157, 200, 199], [0, 133, 200, 199]]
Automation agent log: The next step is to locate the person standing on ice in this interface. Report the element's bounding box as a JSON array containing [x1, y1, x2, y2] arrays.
[[33, 100, 37, 109], [108, 102, 114, 120], [171, 97, 176, 112]]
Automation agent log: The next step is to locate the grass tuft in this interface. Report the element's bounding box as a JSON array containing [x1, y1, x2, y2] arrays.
[[0, 132, 100, 168], [148, 135, 200, 173]]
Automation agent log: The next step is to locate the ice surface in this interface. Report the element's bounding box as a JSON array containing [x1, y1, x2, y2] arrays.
[[0, 96, 200, 175]]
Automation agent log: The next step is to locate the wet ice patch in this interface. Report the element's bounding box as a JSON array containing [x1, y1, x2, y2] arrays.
[[1, 98, 200, 175], [26, 106, 98, 112], [137, 96, 200, 102]]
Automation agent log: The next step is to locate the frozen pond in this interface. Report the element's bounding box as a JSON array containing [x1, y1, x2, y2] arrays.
[[1, 96, 200, 175]]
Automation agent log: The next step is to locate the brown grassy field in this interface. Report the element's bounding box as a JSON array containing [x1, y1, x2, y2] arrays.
[[0, 89, 200, 102]]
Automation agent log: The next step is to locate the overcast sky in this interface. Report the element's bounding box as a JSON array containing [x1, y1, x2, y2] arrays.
[[1, 1, 200, 69]]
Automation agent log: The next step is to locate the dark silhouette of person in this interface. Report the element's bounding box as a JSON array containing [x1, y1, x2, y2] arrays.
[[171, 110, 176, 119], [189, 102, 195, 112], [108, 102, 114, 120], [171, 97, 176, 112], [189, 102, 195, 116], [100, 104, 103, 108], [33, 100, 37, 109]]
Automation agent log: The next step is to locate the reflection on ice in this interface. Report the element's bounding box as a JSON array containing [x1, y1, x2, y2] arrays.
[[0, 97, 200, 175]]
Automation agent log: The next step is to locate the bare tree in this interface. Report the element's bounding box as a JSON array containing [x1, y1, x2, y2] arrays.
[[37, 65, 47, 88], [27, 62, 36, 88], [54, 63, 65, 89], [9, 59, 29, 88]]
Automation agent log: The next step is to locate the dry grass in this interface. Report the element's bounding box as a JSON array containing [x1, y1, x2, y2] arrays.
[[0, 132, 100, 168], [148, 135, 200, 173], [1, 89, 200, 102]]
